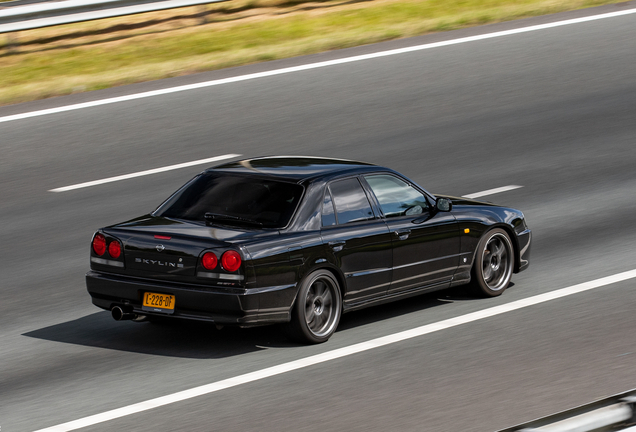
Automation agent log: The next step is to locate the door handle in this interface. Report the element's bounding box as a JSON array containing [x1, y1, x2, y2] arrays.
[[395, 229, 411, 240], [328, 240, 346, 252]]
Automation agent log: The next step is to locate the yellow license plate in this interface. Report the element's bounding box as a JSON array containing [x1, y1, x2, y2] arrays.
[[142, 292, 175, 313]]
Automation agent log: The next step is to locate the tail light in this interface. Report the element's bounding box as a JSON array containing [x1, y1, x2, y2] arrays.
[[201, 252, 218, 270], [90, 232, 124, 268], [221, 250, 241, 272], [108, 240, 122, 259], [93, 234, 106, 256]]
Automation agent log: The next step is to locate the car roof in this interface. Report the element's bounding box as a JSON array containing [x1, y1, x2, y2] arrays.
[[209, 156, 385, 182]]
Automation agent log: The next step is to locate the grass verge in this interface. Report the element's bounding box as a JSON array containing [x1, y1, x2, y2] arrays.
[[0, 0, 624, 106]]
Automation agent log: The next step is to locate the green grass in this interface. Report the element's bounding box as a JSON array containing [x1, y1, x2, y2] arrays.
[[0, 0, 623, 105]]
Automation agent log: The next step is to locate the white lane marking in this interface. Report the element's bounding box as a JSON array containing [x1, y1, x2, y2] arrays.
[[34, 269, 636, 432], [3, 8, 636, 125], [48, 154, 240, 192], [462, 185, 523, 199]]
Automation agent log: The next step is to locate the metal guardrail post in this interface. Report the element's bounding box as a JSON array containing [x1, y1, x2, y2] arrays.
[[198, 4, 207, 24], [5, 31, 18, 50]]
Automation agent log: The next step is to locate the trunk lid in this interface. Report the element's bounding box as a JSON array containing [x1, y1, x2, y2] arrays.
[[103, 215, 276, 280]]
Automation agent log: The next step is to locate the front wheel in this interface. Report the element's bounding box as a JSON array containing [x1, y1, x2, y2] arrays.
[[471, 228, 514, 297], [288, 269, 342, 344]]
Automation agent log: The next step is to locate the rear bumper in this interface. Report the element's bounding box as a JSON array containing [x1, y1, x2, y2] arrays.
[[86, 271, 297, 326]]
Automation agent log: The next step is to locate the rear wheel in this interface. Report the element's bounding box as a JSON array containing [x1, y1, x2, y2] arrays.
[[288, 269, 342, 344], [471, 228, 514, 297]]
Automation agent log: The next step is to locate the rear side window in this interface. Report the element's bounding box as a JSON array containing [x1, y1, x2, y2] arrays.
[[155, 173, 303, 228], [328, 178, 374, 225], [364, 174, 429, 218], [321, 190, 337, 227]]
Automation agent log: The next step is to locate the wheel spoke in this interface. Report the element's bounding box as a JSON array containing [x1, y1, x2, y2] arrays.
[[323, 290, 333, 309], [305, 306, 316, 328], [483, 249, 491, 260], [319, 281, 329, 297], [483, 263, 493, 281], [500, 247, 508, 261], [491, 266, 502, 284], [490, 240, 502, 257], [305, 291, 314, 308], [313, 311, 325, 331]]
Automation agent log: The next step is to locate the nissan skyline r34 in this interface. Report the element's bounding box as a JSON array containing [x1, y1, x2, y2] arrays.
[[86, 156, 531, 343]]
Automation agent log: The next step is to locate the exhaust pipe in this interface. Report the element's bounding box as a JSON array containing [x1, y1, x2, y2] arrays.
[[111, 306, 138, 321]]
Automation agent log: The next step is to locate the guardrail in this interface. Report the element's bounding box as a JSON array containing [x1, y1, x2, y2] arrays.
[[1, 0, 229, 47], [498, 388, 636, 432]]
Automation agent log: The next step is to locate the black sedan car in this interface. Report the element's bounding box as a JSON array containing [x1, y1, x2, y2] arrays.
[[87, 157, 531, 343]]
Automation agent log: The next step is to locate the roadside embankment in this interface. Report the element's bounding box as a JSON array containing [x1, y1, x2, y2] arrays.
[[0, 0, 623, 106]]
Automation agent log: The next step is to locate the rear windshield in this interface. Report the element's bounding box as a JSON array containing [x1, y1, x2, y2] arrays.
[[155, 173, 303, 229]]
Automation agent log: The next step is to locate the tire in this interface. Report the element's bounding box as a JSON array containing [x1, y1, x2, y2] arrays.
[[470, 228, 514, 297], [288, 269, 342, 344]]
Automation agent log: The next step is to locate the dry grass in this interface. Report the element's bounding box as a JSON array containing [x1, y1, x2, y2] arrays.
[[0, 0, 624, 106]]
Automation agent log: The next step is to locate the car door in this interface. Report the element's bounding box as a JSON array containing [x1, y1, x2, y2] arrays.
[[362, 174, 460, 294], [320, 177, 393, 304]]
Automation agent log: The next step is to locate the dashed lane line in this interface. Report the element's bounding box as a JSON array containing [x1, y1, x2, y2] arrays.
[[463, 185, 523, 199], [48, 154, 241, 192]]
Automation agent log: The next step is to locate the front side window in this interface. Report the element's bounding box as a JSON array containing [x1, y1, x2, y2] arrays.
[[154, 173, 303, 228], [364, 174, 429, 218], [328, 178, 374, 225]]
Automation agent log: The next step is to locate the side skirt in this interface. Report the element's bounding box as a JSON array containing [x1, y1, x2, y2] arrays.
[[450, 270, 471, 287], [342, 281, 452, 313]]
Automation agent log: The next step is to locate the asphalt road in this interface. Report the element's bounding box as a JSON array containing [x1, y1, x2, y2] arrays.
[[2, 3, 636, 431]]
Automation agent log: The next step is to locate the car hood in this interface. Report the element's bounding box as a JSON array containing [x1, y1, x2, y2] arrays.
[[434, 194, 499, 207]]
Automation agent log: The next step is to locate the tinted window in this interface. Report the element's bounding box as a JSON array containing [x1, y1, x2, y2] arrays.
[[329, 178, 374, 224], [155, 173, 303, 228], [365, 175, 429, 218], [322, 190, 336, 227]]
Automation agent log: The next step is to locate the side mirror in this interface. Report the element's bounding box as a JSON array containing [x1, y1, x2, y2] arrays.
[[436, 197, 452, 212]]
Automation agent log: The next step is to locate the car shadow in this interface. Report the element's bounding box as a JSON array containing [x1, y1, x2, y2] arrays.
[[23, 285, 498, 358], [22, 311, 285, 359]]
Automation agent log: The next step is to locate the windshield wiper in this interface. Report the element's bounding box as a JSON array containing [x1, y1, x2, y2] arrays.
[[204, 213, 263, 228]]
